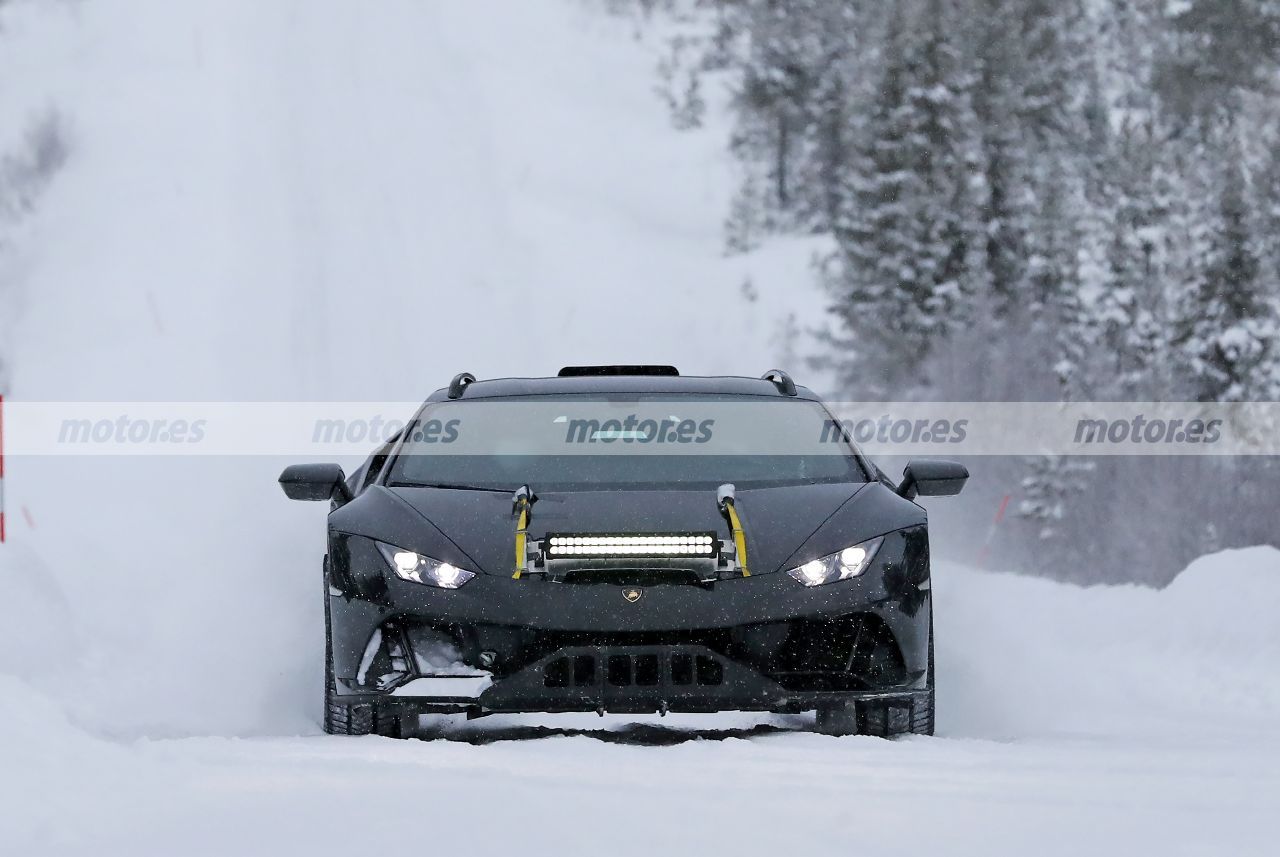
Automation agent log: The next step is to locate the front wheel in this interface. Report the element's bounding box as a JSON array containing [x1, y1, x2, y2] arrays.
[[322, 558, 404, 737], [324, 698, 403, 737], [913, 612, 935, 735], [813, 699, 920, 736], [816, 608, 935, 737]]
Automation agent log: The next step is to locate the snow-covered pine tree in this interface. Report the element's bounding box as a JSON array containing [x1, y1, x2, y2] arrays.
[[1157, 0, 1280, 121], [655, 32, 708, 131], [721, 0, 824, 234], [967, 0, 1096, 335], [1088, 116, 1192, 399], [1014, 156, 1099, 547], [1175, 124, 1278, 403], [633, 0, 1280, 581], [969, 0, 1036, 318], [822, 0, 985, 398], [724, 169, 767, 255]]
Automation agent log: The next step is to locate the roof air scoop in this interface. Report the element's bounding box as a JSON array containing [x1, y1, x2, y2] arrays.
[[557, 365, 679, 377]]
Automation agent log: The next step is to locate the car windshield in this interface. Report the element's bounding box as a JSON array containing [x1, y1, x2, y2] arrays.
[[386, 394, 867, 491]]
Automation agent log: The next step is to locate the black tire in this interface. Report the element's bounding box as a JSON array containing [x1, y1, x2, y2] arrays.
[[322, 558, 402, 737], [911, 611, 942, 736], [324, 700, 402, 737], [815, 699, 911, 737], [910, 610, 936, 736], [816, 605, 935, 738], [815, 700, 859, 736]]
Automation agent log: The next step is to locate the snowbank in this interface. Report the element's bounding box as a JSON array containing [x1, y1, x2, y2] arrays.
[[938, 546, 1280, 739]]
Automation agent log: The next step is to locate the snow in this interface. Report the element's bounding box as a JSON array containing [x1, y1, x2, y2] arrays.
[[391, 676, 492, 698], [0, 0, 1277, 854], [3, 549, 1278, 855]]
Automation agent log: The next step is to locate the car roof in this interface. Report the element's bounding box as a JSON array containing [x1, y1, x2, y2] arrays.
[[426, 374, 822, 402]]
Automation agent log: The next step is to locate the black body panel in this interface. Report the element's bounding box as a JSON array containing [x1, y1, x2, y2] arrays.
[[324, 523, 932, 716], [330, 482, 925, 579]]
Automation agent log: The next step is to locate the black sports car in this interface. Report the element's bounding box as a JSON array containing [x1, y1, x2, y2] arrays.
[[280, 366, 967, 737]]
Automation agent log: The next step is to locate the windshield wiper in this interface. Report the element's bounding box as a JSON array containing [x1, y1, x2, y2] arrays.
[[388, 481, 512, 492]]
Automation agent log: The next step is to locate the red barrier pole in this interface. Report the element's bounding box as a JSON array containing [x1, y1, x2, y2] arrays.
[[977, 493, 1010, 568], [1, 393, 6, 543]]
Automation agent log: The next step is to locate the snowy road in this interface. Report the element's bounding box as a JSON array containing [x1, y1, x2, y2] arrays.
[[8, 715, 1274, 856], [5, 554, 1278, 856]]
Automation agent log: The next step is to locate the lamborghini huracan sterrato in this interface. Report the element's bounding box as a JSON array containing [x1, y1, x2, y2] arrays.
[[279, 366, 967, 737]]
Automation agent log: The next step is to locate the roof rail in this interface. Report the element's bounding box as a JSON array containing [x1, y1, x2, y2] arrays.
[[761, 369, 797, 396], [447, 372, 477, 399], [557, 365, 680, 377]]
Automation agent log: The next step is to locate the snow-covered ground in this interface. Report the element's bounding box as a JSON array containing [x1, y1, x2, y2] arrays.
[[4, 550, 1278, 856], [0, 1, 1277, 854]]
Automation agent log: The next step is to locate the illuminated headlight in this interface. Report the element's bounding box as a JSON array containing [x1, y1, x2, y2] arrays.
[[546, 533, 716, 558], [376, 542, 476, 589], [787, 536, 884, 587]]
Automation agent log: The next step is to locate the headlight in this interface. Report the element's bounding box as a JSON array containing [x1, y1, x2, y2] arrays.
[[376, 542, 476, 589], [787, 536, 884, 587]]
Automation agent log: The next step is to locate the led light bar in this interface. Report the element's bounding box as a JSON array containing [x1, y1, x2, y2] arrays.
[[545, 533, 718, 558]]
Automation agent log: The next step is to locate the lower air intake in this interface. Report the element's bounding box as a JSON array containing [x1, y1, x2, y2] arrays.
[[542, 652, 724, 688]]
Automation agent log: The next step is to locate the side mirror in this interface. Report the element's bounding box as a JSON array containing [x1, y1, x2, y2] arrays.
[[279, 463, 353, 505], [899, 459, 968, 500]]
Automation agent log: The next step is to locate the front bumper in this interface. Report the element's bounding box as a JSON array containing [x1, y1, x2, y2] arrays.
[[327, 527, 931, 715]]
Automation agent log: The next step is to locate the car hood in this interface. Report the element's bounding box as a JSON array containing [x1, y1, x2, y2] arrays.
[[384, 483, 871, 576]]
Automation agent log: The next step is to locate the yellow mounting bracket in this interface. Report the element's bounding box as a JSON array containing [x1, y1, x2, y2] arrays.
[[717, 483, 750, 577], [511, 485, 535, 579]]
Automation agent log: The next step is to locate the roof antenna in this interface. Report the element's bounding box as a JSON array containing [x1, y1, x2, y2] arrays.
[[447, 372, 476, 399], [761, 369, 797, 396]]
